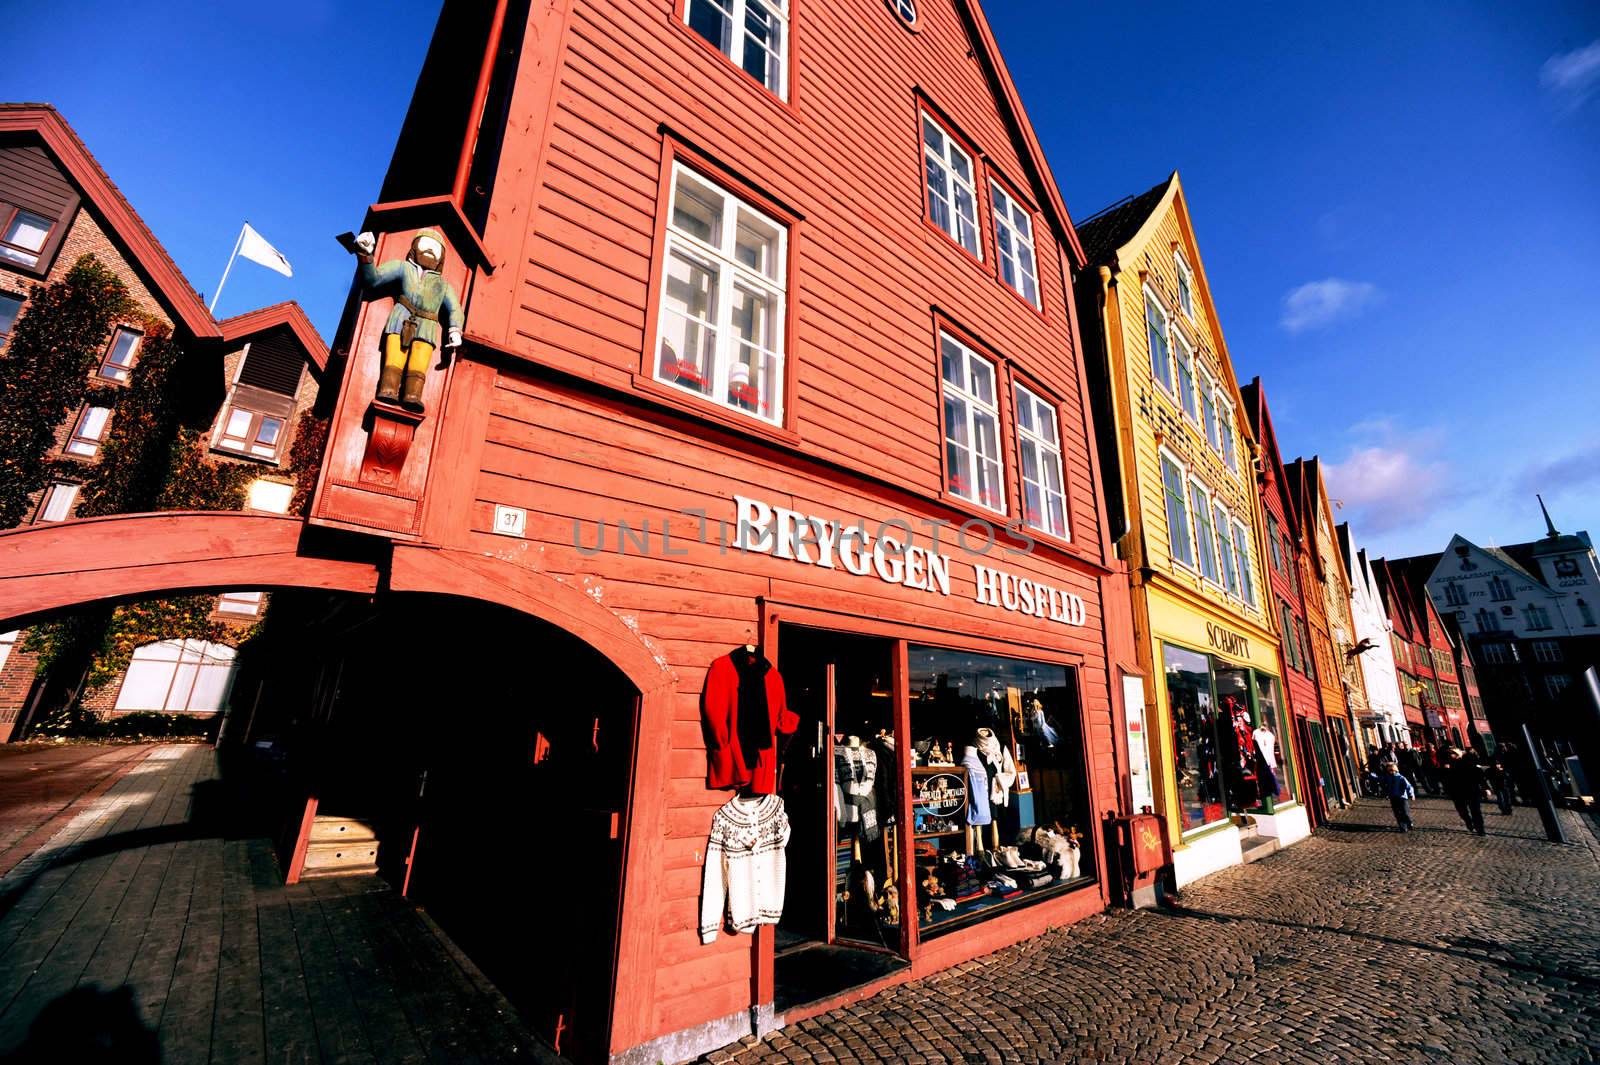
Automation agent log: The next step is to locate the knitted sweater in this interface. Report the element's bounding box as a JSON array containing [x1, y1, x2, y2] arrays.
[[700, 794, 791, 943]]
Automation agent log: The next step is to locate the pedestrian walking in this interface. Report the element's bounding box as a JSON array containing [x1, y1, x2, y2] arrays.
[[1443, 748, 1487, 835], [1382, 761, 1415, 832], [1485, 756, 1515, 815]]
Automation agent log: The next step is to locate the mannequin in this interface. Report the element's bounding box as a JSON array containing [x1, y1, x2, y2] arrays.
[[961, 745, 997, 854]]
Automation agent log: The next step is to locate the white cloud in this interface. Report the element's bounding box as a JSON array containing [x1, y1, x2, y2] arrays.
[[1540, 40, 1600, 109], [1280, 278, 1379, 334], [1324, 423, 1454, 536]]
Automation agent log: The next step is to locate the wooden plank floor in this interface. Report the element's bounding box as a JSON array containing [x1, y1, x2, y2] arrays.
[[0, 745, 559, 1065]]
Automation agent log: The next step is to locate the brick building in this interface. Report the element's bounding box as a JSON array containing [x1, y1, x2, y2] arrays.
[[0, 104, 326, 740]]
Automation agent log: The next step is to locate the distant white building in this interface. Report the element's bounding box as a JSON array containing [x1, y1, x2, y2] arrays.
[[1340, 524, 1407, 744]]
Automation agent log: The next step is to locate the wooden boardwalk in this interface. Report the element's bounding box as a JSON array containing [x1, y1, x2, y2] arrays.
[[0, 745, 558, 1064]]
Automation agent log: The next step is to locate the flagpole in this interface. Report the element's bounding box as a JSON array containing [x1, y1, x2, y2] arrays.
[[209, 222, 247, 313]]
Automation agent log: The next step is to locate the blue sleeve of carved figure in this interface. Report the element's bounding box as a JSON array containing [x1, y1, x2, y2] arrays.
[[441, 282, 463, 334]]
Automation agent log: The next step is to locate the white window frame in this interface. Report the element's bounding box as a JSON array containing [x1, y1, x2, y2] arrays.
[[1532, 639, 1562, 663], [653, 162, 788, 425], [217, 590, 264, 616], [215, 404, 288, 460], [1174, 251, 1195, 320], [1143, 286, 1173, 395], [1159, 449, 1195, 571], [113, 638, 238, 713], [1013, 381, 1068, 540], [1217, 396, 1238, 473], [1190, 478, 1220, 584], [1213, 501, 1239, 596], [990, 181, 1040, 309], [890, 0, 916, 24], [683, 0, 789, 99], [65, 405, 113, 457], [39, 482, 78, 522], [921, 110, 982, 259], [0, 630, 16, 675], [939, 331, 1005, 514], [1171, 328, 1197, 424], [1233, 519, 1257, 608], [1545, 674, 1571, 698], [1197, 365, 1220, 453]]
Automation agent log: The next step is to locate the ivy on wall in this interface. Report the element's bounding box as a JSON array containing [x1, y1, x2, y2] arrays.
[[0, 255, 133, 528], [287, 410, 329, 515]]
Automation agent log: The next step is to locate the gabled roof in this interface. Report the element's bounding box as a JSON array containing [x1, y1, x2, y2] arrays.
[[1241, 377, 1299, 538], [958, 0, 1087, 266], [219, 301, 329, 373], [0, 104, 326, 375], [1075, 175, 1174, 268]]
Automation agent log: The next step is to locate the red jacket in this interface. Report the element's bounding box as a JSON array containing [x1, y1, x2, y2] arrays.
[[703, 650, 797, 794]]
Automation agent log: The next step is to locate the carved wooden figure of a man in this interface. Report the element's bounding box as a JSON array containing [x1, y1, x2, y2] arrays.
[[348, 229, 463, 413]]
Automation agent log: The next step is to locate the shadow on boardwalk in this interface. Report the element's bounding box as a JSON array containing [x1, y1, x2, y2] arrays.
[[0, 745, 557, 1065]]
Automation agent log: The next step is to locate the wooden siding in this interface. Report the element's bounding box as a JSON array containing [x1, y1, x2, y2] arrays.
[[467, 0, 1101, 556], [0, 142, 76, 218]]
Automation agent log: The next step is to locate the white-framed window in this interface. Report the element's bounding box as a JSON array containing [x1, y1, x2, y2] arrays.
[[1214, 501, 1239, 596], [1444, 582, 1469, 607], [921, 111, 982, 259], [1488, 575, 1514, 601], [939, 331, 1004, 512], [1190, 479, 1219, 583], [0, 291, 22, 351], [1143, 288, 1172, 393], [0, 204, 53, 269], [1174, 251, 1195, 319], [1197, 367, 1219, 452], [216, 405, 287, 460], [38, 482, 78, 522], [684, 0, 788, 98], [1232, 520, 1257, 608], [65, 405, 112, 457], [1532, 640, 1562, 663], [247, 479, 295, 514], [217, 590, 264, 616], [889, 0, 916, 24], [990, 181, 1039, 308], [1524, 604, 1552, 631], [113, 639, 238, 712], [1478, 641, 1510, 664], [654, 163, 787, 424], [1217, 397, 1238, 472], [1014, 381, 1068, 539], [0, 630, 17, 675], [1171, 329, 1197, 423], [98, 327, 141, 383], [1545, 674, 1571, 698], [1160, 450, 1193, 569]]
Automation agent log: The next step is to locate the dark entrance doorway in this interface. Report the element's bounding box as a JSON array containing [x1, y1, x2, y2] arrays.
[[774, 625, 907, 1012], [251, 593, 637, 1064]]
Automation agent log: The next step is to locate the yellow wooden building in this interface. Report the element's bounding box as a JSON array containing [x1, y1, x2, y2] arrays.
[[1076, 173, 1308, 886]]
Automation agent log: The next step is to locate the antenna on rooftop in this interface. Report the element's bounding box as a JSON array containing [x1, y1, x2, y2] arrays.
[[1537, 493, 1559, 539]]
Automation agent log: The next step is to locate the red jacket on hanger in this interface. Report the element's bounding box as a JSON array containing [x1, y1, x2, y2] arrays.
[[703, 648, 797, 794]]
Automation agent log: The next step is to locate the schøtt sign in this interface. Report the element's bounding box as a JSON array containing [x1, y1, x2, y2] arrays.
[[735, 495, 1087, 627]]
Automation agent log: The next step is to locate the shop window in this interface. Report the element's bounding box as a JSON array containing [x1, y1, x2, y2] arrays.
[[655, 163, 787, 424], [247, 478, 294, 514], [0, 203, 54, 269], [1232, 521, 1257, 608], [1213, 502, 1239, 597], [113, 639, 237, 712], [65, 405, 112, 457], [217, 590, 263, 616], [921, 111, 982, 259], [990, 182, 1039, 308], [97, 327, 141, 382], [1171, 329, 1198, 423], [1164, 644, 1226, 830], [1189, 480, 1219, 583], [1143, 289, 1172, 393], [0, 630, 16, 675], [0, 291, 21, 351], [1254, 675, 1294, 804], [939, 332, 1004, 512], [1532, 639, 1562, 663], [216, 404, 286, 460], [908, 646, 1092, 938], [1159, 451, 1193, 569], [1174, 251, 1195, 319], [1013, 381, 1067, 539], [38, 482, 78, 522], [684, 0, 788, 98]]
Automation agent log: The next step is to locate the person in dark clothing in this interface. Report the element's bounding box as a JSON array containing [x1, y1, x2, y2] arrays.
[[1443, 748, 1487, 835], [1485, 756, 1515, 815], [1381, 762, 1415, 832]]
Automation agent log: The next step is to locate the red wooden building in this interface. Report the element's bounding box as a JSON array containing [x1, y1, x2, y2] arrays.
[[0, 3, 1142, 1062], [1239, 379, 1331, 827]]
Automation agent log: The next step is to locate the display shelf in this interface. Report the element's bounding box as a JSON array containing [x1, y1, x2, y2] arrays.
[[913, 829, 964, 840]]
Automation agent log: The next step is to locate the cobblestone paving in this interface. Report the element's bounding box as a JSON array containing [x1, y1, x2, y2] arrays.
[[710, 800, 1600, 1064]]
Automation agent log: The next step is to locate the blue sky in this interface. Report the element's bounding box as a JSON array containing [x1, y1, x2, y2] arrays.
[[7, 1, 1599, 560]]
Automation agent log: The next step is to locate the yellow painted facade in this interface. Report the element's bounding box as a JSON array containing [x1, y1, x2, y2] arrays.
[[1081, 174, 1294, 857]]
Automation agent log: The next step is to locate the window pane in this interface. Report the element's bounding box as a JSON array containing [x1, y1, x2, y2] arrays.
[[0, 293, 21, 338], [671, 174, 723, 245], [40, 483, 77, 522], [223, 408, 252, 438], [686, 0, 732, 52], [1145, 296, 1170, 389], [658, 249, 719, 395], [80, 406, 111, 441], [256, 416, 284, 447], [1165, 643, 1227, 830], [1161, 458, 1192, 566], [742, 1, 783, 90], [108, 329, 140, 366], [1234, 525, 1256, 606], [966, 353, 994, 406], [1191, 485, 1218, 580], [734, 210, 781, 280], [3, 210, 51, 252]]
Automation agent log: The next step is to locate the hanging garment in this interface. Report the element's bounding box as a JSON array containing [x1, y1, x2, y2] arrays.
[[834, 743, 879, 840], [962, 747, 992, 826], [702, 649, 798, 794], [699, 793, 791, 943], [974, 728, 1018, 808], [1253, 726, 1280, 770], [869, 735, 897, 826]]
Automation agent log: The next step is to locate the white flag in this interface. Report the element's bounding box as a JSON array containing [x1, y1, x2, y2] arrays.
[[237, 223, 292, 277]]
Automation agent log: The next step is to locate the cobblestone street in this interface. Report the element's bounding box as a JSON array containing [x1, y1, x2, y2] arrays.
[[711, 800, 1600, 1064]]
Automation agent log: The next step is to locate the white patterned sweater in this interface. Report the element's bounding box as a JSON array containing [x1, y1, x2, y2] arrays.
[[699, 794, 791, 944]]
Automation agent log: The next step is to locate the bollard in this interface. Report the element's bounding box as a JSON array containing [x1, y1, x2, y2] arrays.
[[1521, 723, 1567, 845]]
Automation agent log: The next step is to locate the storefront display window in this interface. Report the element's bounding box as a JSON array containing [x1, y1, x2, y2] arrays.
[[1253, 674, 1295, 806], [907, 646, 1092, 938], [1214, 667, 1258, 810], [1166, 644, 1225, 830]]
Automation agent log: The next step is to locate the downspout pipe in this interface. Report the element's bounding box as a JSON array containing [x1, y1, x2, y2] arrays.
[[452, 0, 512, 210]]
